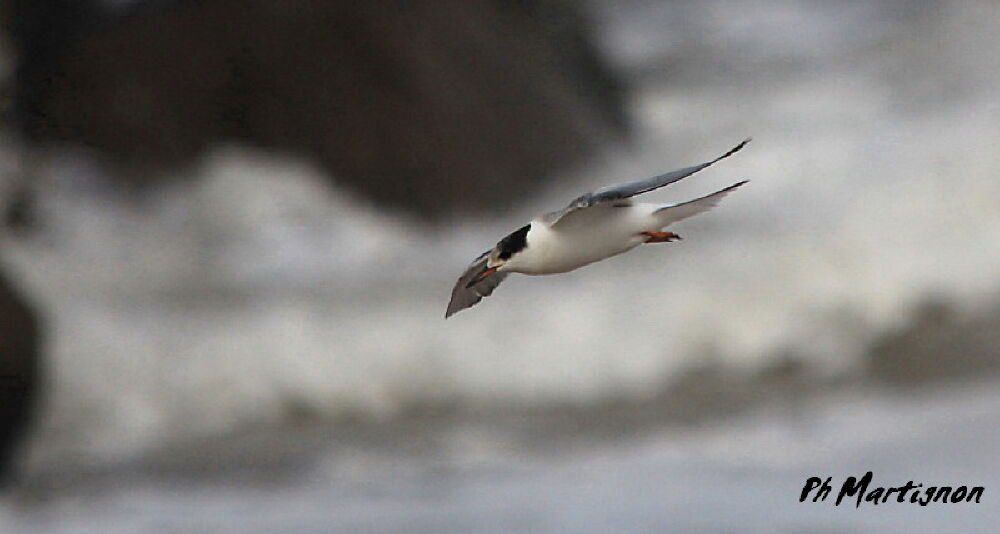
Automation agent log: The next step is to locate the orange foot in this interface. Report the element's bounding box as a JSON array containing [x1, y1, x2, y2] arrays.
[[642, 231, 682, 243]]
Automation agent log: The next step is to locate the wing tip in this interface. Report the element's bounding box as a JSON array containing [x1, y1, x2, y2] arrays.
[[445, 293, 476, 319], [717, 137, 752, 162], [712, 180, 749, 197], [444, 300, 471, 319]]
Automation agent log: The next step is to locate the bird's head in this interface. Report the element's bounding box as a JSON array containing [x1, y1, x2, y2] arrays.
[[466, 223, 530, 287]]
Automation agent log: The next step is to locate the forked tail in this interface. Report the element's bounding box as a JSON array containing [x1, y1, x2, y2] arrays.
[[654, 180, 748, 227]]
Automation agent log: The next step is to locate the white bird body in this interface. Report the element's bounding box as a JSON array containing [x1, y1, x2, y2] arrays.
[[445, 139, 751, 317], [507, 203, 661, 275]]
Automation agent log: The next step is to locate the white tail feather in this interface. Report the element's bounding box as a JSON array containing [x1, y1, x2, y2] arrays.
[[655, 180, 748, 226]]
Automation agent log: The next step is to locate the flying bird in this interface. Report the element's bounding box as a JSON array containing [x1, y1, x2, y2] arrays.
[[446, 139, 751, 318]]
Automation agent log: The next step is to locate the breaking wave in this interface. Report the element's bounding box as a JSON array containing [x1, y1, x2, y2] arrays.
[[2, 0, 999, 471]]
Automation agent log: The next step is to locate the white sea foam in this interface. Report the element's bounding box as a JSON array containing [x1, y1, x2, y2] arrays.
[[2, 0, 999, 470]]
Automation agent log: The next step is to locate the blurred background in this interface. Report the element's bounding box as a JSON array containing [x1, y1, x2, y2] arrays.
[[0, 0, 998, 532]]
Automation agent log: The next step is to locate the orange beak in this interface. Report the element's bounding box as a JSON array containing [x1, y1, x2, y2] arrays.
[[478, 267, 499, 280], [467, 265, 499, 288]]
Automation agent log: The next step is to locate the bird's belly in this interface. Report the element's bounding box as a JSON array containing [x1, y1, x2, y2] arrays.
[[518, 226, 645, 275]]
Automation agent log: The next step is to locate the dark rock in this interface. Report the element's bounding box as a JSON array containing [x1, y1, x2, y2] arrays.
[[866, 299, 1000, 385], [0, 268, 41, 484], [2, 183, 36, 233], [4, 0, 628, 218]]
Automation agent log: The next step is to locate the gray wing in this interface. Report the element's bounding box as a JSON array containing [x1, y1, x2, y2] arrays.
[[445, 251, 510, 318], [543, 138, 750, 226]]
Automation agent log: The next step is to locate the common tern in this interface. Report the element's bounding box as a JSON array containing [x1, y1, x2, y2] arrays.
[[446, 139, 751, 318]]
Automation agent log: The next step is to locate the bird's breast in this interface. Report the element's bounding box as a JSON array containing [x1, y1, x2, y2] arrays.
[[507, 211, 654, 274]]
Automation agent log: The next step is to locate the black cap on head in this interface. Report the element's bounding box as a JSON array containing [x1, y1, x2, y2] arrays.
[[497, 224, 530, 260]]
